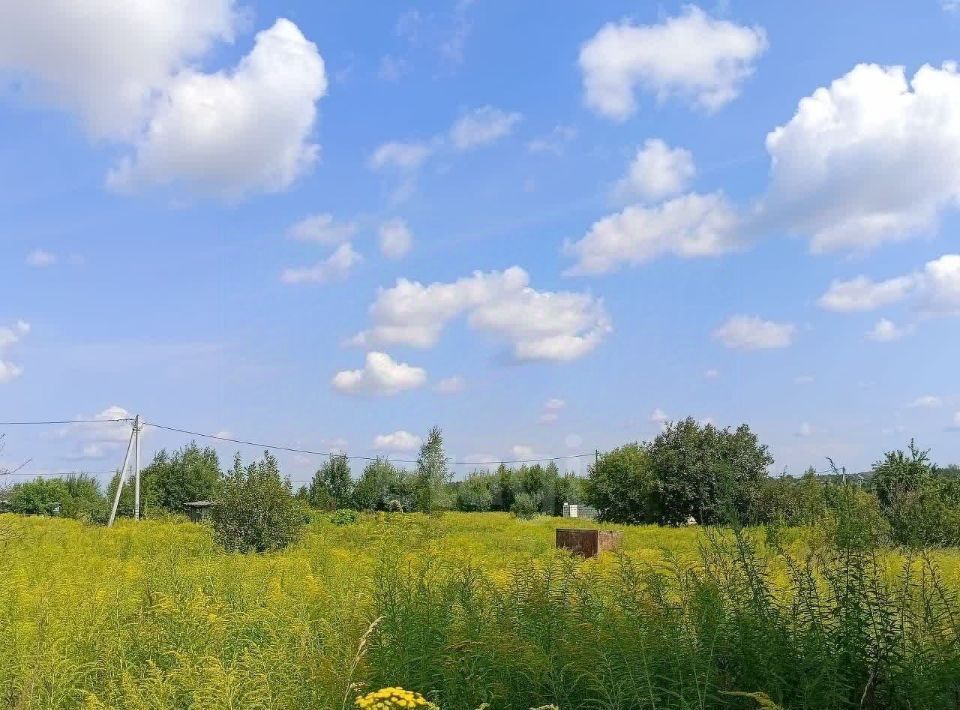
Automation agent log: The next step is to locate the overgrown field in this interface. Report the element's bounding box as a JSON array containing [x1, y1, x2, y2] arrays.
[[2, 512, 960, 709]]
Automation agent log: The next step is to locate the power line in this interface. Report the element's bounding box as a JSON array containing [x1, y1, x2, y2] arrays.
[[0, 470, 115, 478], [144, 421, 595, 467], [0, 418, 133, 426]]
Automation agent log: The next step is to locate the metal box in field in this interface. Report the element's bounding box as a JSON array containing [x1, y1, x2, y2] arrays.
[[555, 528, 623, 558]]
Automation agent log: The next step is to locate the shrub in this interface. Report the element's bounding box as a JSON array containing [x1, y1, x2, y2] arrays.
[[210, 451, 306, 553], [307, 454, 354, 510], [586, 443, 660, 524], [510, 491, 541, 519], [141, 443, 221, 514], [353, 458, 414, 511], [455, 472, 494, 512], [331, 508, 360, 526], [6, 475, 107, 521]]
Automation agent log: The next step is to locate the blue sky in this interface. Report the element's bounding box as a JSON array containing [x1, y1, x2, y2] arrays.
[[2, 0, 960, 483]]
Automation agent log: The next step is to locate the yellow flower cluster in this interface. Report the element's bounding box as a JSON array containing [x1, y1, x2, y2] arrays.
[[354, 687, 432, 709]]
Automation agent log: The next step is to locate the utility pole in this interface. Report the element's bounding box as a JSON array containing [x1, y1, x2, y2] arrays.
[[133, 414, 141, 521], [107, 422, 136, 527]]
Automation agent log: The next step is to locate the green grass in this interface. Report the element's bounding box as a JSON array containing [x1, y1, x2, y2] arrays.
[[1, 512, 959, 709]]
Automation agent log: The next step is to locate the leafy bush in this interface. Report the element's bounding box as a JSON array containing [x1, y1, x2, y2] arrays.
[[455, 472, 494, 512], [210, 451, 306, 553], [510, 491, 541, 519], [585, 443, 659, 524], [353, 458, 414, 511], [307, 454, 354, 510], [6, 475, 107, 521], [330, 508, 360, 526], [141, 443, 221, 514]]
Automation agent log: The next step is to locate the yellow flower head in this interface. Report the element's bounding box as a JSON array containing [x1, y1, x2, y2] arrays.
[[354, 687, 433, 709]]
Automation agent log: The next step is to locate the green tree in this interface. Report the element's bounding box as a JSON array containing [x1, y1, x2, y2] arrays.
[[456, 471, 494, 512], [210, 451, 306, 553], [871, 440, 935, 509], [352, 458, 411, 511], [648, 418, 773, 525], [7, 475, 107, 521], [585, 443, 660, 524], [144, 442, 221, 514], [307, 454, 354, 510], [412, 427, 451, 512]]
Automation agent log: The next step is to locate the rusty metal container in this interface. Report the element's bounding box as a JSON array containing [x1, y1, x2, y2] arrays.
[[556, 528, 623, 558]]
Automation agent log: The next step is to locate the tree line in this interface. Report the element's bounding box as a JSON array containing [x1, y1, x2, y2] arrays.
[[3, 418, 960, 549]]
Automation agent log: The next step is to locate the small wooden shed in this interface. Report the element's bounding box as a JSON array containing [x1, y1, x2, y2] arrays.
[[184, 500, 214, 522], [556, 528, 623, 558]]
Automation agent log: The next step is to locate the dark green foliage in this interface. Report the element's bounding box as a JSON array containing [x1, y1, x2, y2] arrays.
[[366, 529, 960, 710], [455, 472, 494, 512], [307, 454, 354, 510], [352, 458, 413, 511], [330, 508, 359, 525], [210, 451, 306, 553], [412, 427, 451, 513], [6, 475, 107, 521], [871, 439, 935, 508], [650, 417, 774, 525], [142, 442, 221, 514], [585, 442, 659, 524], [510, 491, 541, 519]]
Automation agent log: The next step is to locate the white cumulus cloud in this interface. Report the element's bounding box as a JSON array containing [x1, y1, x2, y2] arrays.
[[373, 430, 422, 451], [368, 141, 433, 171], [0, 0, 239, 139], [818, 254, 960, 317], [379, 219, 414, 260], [615, 139, 696, 202], [280, 243, 362, 285], [867, 318, 909, 342], [579, 5, 767, 120], [0, 320, 30, 383], [565, 192, 739, 275], [713, 315, 795, 350], [540, 398, 566, 423], [331, 352, 427, 396], [818, 275, 916, 312], [433, 376, 465, 394], [449, 105, 522, 150], [26, 249, 57, 267], [107, 19, 327, 198], [761, 63, 960, 252], [908, 395, 942, 409], [287, 214, 357, 244], [351, 267, 611, 362]]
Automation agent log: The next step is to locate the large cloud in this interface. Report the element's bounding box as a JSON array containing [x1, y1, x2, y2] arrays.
[[351, 267, 611, 362], [579, 5, 767, 120], [332, 352, 427, 396], [0, 0, 238, 139], [761, 63, 960, 252], [0, 6, 326, 198], [108, 19, 326, 198], [818, 254, 960, 315], [565, 192, 739, 275]]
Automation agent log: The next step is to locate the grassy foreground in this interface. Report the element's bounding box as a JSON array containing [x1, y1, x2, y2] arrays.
[[1, 512, 959, 709]]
